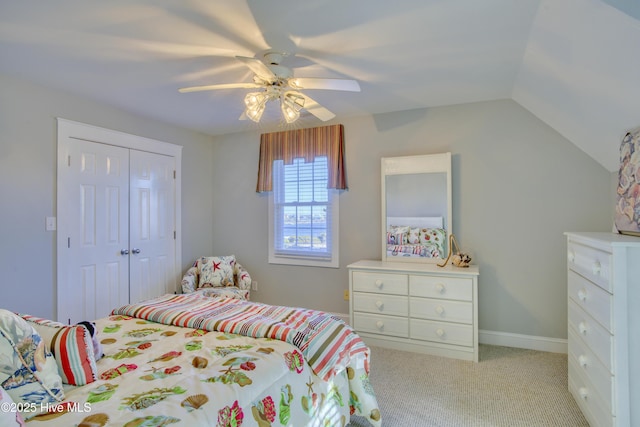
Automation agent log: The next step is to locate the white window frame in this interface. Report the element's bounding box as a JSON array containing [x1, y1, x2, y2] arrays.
[[268, 158, 339, 268]]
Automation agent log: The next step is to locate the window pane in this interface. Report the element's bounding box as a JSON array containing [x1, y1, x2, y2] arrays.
[[272, 156, 335, 260]]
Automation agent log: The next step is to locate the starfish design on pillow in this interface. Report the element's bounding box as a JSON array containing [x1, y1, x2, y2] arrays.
[[213, 261, 221, 271]]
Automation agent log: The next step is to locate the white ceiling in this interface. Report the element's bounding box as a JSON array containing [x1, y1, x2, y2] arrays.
[[0, 0, 638, 171]]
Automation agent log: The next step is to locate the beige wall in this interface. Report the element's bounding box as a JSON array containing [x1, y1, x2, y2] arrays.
[[0, 73, 215, 319], [210, 100, 613, 340]]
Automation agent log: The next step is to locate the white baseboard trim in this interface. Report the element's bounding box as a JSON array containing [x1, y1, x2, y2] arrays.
[[479, 329, 567, 354]]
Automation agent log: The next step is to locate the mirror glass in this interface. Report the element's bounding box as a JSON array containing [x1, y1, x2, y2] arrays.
[[381, 153, 452, 263]]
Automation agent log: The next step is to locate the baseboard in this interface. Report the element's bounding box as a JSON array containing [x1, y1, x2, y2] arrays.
[[479, 329, 567, 354]]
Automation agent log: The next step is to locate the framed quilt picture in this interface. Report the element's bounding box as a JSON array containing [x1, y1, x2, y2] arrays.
[[615, 127, 640, 236]]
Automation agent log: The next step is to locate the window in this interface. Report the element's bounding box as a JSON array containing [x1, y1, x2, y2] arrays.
[[269, 156, 339, 268]]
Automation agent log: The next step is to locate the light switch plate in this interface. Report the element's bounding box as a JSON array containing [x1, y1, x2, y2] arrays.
[[46, 216, 57, 231]]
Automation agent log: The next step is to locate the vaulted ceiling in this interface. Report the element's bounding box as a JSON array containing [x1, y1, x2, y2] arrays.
[[0, 0, 638, 171]]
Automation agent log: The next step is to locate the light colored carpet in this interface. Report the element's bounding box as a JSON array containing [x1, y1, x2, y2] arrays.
[[349, 344, 589, 427]]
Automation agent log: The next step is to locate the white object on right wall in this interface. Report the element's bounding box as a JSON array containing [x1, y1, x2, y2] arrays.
[[614, 127, 640, 236]]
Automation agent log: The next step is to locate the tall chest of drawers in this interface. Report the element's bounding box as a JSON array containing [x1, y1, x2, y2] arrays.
[[565, 232, 640, 427], [348, 260, 479, 362]]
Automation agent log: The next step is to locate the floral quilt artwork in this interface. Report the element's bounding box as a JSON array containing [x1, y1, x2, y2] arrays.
[[615, 127, 640, 235], [27, 295, 381, 427]]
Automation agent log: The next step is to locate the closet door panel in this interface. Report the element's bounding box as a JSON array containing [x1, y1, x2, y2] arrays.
[[129, 150, 176, 304], [58, 139, 130, 324]]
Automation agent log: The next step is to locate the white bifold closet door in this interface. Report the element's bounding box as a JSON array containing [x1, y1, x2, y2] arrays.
[[58, 136, 176, 325]]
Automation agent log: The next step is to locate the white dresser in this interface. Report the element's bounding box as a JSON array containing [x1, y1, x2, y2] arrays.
[[348, 260, 479, 362], [565, 232, 640, 427]]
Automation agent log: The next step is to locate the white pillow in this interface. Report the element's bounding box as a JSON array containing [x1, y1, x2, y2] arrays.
[[0, 309, 64, 419]]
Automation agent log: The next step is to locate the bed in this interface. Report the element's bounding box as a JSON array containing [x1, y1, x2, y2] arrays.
[[386, 216, 447, 259], [0, 293, 381, 427]]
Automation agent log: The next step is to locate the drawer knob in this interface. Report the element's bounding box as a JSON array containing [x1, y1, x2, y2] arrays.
[[435, 305, 445, 315], [577, 289, 587, 302], [375, 300, 384, 310], [578, 387, 588, 400], [376, 321, 384, 330], [436, 328, 445, 337], [435, 283, 445, 294], [375, 279, 383, 289], [591, 261, 601, 275], [578, 355, 588, 367], [568, 251, 575, 263], [578, 321, 588, 335]]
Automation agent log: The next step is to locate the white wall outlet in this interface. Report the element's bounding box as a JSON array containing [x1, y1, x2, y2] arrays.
[[45, 216, 57, 231], [251, 280, 258, 291]]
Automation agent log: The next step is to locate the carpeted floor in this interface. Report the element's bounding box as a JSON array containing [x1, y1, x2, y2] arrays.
[[349, 344, 589, 427]]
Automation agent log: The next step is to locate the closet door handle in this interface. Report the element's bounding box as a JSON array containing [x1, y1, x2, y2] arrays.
[[120, 249, 129, 255], [132, 248, 141, 254]]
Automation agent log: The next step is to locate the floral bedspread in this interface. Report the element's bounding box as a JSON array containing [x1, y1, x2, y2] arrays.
[[27, 296, 381, 427]]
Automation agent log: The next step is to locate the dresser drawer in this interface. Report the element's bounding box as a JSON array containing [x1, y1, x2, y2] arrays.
[[410, 319, 473, 347], [568, 270, 612, 332], [410, 297, 473, 324], [409, 275, 472, 301], [353, 293, 408, 317], [568, 300, 613, 370], [569, 361, 614, 427], [567, 241, 612, 293], [353, 313, 408, 337], [352, 271, 408, 295], [568, 328, 613, 410]]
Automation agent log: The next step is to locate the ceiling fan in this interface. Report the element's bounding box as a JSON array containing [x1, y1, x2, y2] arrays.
[[179, 51, 360, 124]]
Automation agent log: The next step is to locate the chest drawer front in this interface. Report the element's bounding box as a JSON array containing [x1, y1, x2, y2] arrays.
[[409, 275, 473, 301], [568, 300, 613, 370], [568, 270, 612, 332], [567, 241, 612, 292], [569, 362, 614, 427], [410, 298, 473, 324], [353, 313, 408, 337], [352, 271, 408, 295], [410, 319, 473, 347], [353, 293, 408, 317], [568, 328, 613, 409]]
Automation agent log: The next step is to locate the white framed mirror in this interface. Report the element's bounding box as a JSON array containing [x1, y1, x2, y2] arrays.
[[381, 152, 452, 263]]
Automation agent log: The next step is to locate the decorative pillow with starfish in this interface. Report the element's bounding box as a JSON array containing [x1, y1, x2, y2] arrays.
[[197, 255, 236, 288]]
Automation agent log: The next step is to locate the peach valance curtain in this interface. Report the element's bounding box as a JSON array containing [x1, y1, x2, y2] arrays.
[[256, 124, 347, 192]]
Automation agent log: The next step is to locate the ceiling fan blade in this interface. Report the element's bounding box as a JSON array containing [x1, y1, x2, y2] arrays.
[[290, 78, 360, 92], [300, 94, 336, 121], [179, 82, 262, 93], [235, 56, 276, 81]]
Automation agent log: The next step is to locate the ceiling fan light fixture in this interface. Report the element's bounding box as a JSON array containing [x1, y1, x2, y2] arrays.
[[281, 101, 299, 123], [281, 92, 305, 123], [244, 91, 268, 123]]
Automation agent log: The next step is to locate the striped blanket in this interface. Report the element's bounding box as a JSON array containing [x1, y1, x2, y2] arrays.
[[111, 293, 370, 381]]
